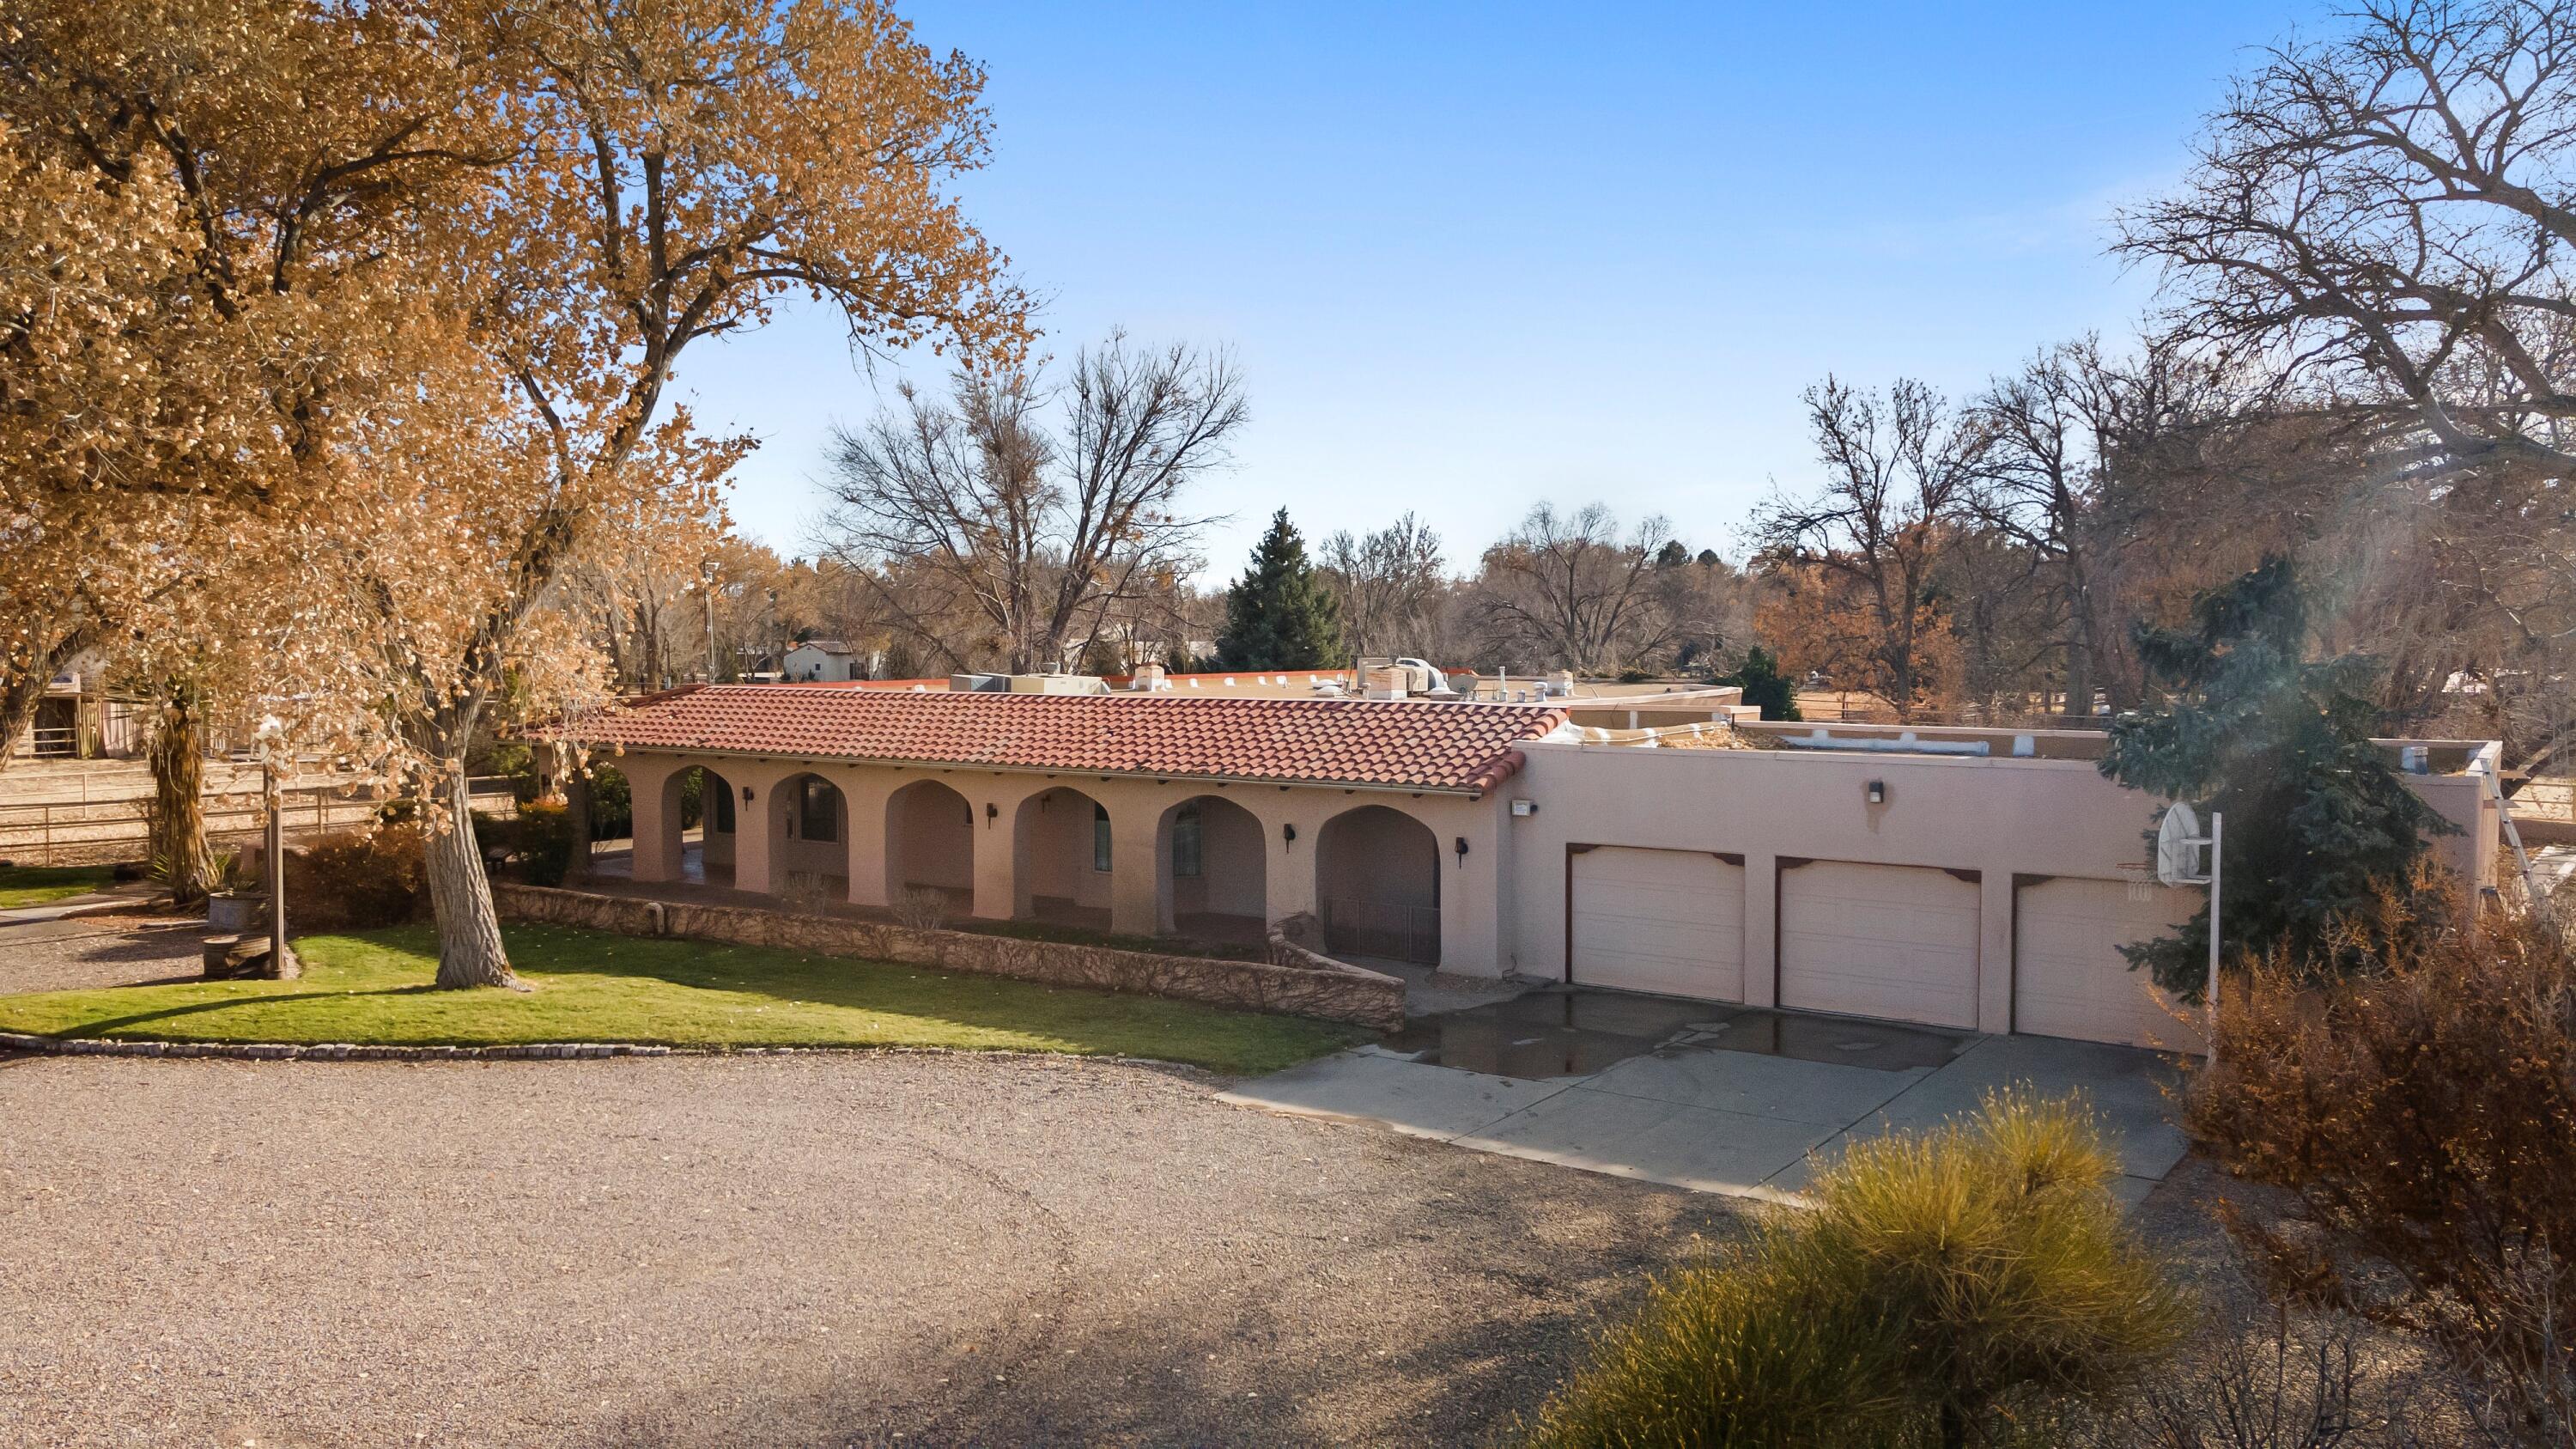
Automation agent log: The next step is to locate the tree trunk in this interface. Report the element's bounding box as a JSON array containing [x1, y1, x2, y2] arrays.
[[146, 687, 216, 905], [422, 760, 519, 989]]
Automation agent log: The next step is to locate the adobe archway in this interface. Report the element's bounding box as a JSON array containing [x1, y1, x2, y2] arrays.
[[1314, 804, 1441, 965]]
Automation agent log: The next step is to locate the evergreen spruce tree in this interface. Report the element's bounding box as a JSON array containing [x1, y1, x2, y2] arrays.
[[1720, 647, 1801, 721], [1216, 509, 1348, 669], [2101, 556, 2453, 994]]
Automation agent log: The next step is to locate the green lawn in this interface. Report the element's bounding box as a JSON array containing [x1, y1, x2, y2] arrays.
[[0, 864, 113, 910], [0, 922, 1364, 1075]]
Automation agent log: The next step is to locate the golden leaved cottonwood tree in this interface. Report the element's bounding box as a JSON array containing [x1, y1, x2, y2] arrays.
[[3, 0, 1026, 989]]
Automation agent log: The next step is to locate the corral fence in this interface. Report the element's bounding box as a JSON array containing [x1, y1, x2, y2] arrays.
[[0, 776, 519, 868]]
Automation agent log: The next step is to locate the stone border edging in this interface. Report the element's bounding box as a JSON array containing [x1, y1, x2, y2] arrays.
[[0, 1031, 1222, 1077], [0, 1031, 671, 1061]]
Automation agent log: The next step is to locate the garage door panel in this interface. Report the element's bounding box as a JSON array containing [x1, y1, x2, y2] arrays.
[[1571, 848, 1745, 1002], [1778, 862, 1979, 1029], [2014, 879, 2202, 1050]]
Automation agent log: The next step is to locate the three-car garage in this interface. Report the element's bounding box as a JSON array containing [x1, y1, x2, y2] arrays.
[[1562, 843, 2200, 1050]]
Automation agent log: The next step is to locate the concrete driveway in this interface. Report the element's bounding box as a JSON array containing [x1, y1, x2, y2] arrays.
[[1218, 988, 2190, 1205]]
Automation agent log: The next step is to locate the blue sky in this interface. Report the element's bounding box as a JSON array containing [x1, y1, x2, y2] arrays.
[[678, 0, 2324, 578]]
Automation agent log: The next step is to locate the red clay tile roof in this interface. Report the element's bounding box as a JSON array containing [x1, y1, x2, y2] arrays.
[[555, 685, 1565, 794]]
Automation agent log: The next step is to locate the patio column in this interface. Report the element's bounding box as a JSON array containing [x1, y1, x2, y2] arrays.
[[969, 788, 1015, 920], [1109, 808, 1161, 936], [627, 757, 682, 884], [1265, 801, 1320, 923], [730, 770, 776, 897]]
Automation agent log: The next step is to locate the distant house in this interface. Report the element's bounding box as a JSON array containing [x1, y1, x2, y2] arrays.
[[4, 654, 146, 761], [781, 639, 878, 682]]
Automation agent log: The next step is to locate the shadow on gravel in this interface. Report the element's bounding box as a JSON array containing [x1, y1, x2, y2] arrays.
[[576, 1168, 1741, 1448]]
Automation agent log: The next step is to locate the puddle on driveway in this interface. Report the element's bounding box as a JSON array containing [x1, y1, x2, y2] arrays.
[[1380, 988, 1972, 1079]]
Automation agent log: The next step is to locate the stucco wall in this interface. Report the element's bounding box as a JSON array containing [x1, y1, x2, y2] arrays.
[[1504, 740, 2502, 1034], [611, 749, 1509, 974]]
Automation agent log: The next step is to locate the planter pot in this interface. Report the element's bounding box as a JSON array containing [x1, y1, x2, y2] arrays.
[[207, 891, 270, 933]]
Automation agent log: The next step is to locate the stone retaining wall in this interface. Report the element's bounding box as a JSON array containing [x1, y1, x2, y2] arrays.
[[492, 884, 1406, 1032]]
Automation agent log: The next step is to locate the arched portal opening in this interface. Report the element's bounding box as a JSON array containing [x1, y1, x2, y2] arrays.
[[884, 779, 975, 916], [1315, 804, 1441, 965], [1156, 795, 1267, 944], [766, 771, 848, 898], [1012, 787, 1111, 930], [656, 764, 735, 885]]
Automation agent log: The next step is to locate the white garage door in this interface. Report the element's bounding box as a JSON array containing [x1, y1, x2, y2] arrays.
[[1778, 861, 1980, 1028], [2014, 878, 2203, 1050], [1570, 847, 1746, 1001]]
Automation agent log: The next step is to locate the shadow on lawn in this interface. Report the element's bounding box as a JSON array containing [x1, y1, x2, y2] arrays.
[[37, 985, 444, 1039]]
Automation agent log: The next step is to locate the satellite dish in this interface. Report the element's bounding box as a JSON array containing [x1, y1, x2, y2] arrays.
[[2155, 802, 2207, 886]]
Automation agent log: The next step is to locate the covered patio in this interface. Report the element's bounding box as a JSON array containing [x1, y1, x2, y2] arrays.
[[553, 685, 1557, 975]]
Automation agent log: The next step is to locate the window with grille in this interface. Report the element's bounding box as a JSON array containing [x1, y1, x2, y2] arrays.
[[1171, 802, 1203, 878], [797, 777, 838, 843]]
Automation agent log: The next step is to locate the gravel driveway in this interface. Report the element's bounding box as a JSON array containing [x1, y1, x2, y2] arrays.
[[0, 1051, 1740, 1447], [0, 916, 204, 995]]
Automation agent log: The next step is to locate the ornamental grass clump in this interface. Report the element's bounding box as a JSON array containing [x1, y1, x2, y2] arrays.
[[1524, 1091, 2187, 1449]]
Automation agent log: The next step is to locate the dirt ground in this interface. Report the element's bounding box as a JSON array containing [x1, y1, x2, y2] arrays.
[[0, 1050, 1743, 1447]]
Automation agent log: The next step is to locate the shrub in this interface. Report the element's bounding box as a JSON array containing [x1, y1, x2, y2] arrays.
[[2184, 910, 2576, 1434], [286, 825, 428, 931], [512, 799, 577, 886], [1524, 1092, 2186, 1448], [1719, 646, 1801, 721], [891, 886, 951, 930], [583, 763, 632, 841]]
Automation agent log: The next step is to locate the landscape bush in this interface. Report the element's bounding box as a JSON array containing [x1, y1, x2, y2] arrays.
[[510, 799, 578, 886], [2185, 907, 2576, 1440], [891, 886, 952, 929], [1523, 1091, 2186, 1448], [286, 825, 428, 931]]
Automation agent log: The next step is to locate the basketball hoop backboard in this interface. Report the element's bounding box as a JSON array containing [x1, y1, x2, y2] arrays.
[[2156, 803, 2209, 886]]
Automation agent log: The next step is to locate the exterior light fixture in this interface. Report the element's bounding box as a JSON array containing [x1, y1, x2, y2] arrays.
[[1454, 836, 1470, 865], [741, 784, 754, 802], [1866, 780, 1886, 805], [984, 801, 999, 827], [1510, 799, 1537, 818], [1281, 822, 1297, 847]]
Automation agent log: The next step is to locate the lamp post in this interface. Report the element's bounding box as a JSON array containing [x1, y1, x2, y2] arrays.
[[701, 555, 721, 683], [254, 715, 289, 977]]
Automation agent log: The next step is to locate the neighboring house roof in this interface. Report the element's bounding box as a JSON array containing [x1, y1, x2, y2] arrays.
[[556, 685, 1566, 794]]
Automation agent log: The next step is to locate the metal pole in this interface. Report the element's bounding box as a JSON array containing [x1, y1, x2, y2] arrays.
[[265, 761, 285, 971], [2206, 812, 2222, 1063]]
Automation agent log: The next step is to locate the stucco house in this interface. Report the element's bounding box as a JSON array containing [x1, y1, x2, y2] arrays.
[[559, 684, 2504, 1052], [781, 639, 878, 682]]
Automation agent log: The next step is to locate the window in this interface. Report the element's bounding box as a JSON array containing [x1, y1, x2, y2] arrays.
[[1171, 802, 1203, 878], [796, 777, 838, 843], [1092, 802, 1113, 873]]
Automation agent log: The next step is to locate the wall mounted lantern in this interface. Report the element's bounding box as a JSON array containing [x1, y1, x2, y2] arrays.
[[1454, 836, 1470, 866], [1281, 822, 1297, 849], [741, 784, 754, 803], [1866, 780, 1887, 805], [984, 801, 999, 828]]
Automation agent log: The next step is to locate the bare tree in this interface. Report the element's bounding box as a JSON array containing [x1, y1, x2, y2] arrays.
[[1319, 512, 1448, 659], [1753, 377, 1982, 718], [1470, 502, 1677, 673], [2119, 0, 2576, 775], [816, 334, 1240, 673]]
